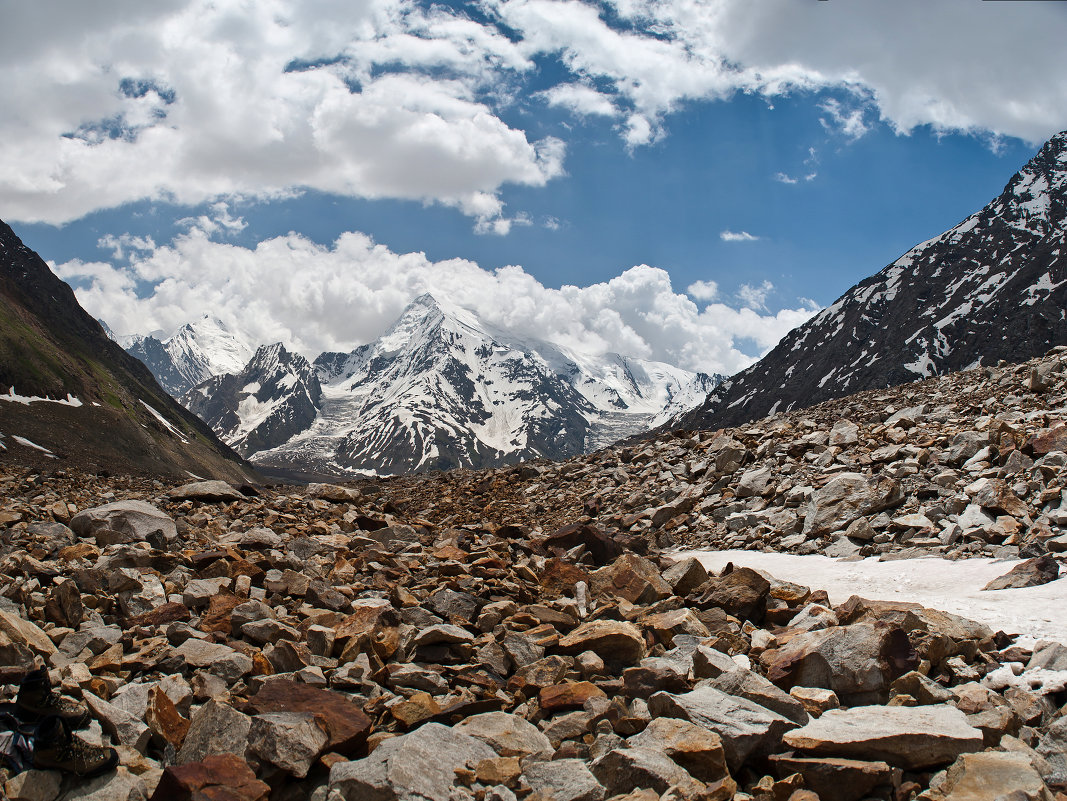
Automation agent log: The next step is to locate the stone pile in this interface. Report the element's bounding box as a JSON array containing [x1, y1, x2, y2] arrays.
[[0, 350, 1067, 799]]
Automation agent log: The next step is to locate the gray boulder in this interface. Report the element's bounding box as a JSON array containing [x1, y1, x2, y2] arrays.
[[524, 758, 605, 801], [329, 722, 496, 801], [70, 500, 177, 546]]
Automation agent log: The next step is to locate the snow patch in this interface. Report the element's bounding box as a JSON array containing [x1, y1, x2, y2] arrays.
[[139, 401, 190, 443], [1, 388, 83, 407]]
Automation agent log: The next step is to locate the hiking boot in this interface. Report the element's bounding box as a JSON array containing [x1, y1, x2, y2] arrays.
[[16, 667, 90, 728], [32, 715, 118, 778]]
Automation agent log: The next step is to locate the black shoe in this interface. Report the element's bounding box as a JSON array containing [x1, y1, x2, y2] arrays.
[[32, 715, 118, 778], [16, 668, 90, 729]]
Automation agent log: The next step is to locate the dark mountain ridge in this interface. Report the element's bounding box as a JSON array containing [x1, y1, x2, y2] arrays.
[[678, 129, 1067, 432]]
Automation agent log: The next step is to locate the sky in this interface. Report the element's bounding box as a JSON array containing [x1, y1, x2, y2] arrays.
[[2, 0, 1065, 377]]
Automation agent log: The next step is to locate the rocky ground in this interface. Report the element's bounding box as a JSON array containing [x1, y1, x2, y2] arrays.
[[1, 349, 1067, 800]]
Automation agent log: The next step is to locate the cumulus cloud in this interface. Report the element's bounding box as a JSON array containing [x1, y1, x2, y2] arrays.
[[720, 230, 759, 242], [2, 0, 1064, 227], [737, 280, 774, 312], [54, 226, 817, 376], [686, 280, 719, 301], [0, 0, 560, 228]]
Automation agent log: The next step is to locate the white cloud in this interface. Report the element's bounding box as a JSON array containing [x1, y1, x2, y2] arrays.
[[541, 82, 618, 117], [819, 98, 871, 141], [737, 280, 774, 312], [720, 230, 759, 242], [54, 226, 817, 376], [686, 280, 719, 301], [774, 172, 798, 185], [0, 0, 560, 229], [3, 0, 1063, 228]]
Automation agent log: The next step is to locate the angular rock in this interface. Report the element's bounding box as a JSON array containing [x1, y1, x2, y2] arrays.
[[167, 480, 245, 502], [983, 555, 1059, 591], [661, 558, 709, 596], [690, 566, 771, 622], [802, 473, 903, 537], [763, 622, 917, 704], [247, 679, 372, 755], [768, 756, 898, 801], [70, 500, 177, 546], [150, 752, 269, 801], [590, 747, 704, 797], [176, 699, 251, 764], [783, 704, 983, 770], [248, 711, 329, 778], [648, 685, 796, 771], [707, 668, 809, 725], [626, 717, 730, 784], [524, 758, 606, 801], [589, 553, 672, 605], [328, 722, 496, 801], [935, 751, 1049, 801], [453, 711, 552, 757], [558, 619, 646, 665]]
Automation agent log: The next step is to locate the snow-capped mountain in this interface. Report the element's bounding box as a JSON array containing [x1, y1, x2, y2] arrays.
[[677, 128, 1067, 432], [183, 294, 718, 476], [110, 315, 256, 397]]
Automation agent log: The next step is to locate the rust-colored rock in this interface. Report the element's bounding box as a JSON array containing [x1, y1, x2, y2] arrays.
[[248, 679, 372, 755], [146, 686, 190, 748], [539, 681, 607, 711], [149, 752, 270, 801]]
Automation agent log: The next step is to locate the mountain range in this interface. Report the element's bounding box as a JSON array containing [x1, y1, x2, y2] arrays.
[[112, 294, 719, 477], [677, 128, 1067, 432]]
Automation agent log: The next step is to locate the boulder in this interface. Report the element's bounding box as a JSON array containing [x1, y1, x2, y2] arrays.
[[783, 704, 984, 770], [935, 751, 1050, 801], [328, 722, 496, 801], [802, 473, 903, 537], [626, 717, 730, 784], [982, 555, 1059, 591], [589, 553, 673, 604], [648, 686, 797, 771], [150, 753, 269, 801], [248, 711, 329, 778], [763, 622, 917, 704], [167, 480, 245, 502], [453, 712, 552, 757], [558, 620, 646, 665], [768, 756, 899, 801], [706, 668, 809, 725], [690, 566, 771, 622], [247, 679, 372, 755], [176, 699, 252, 764], [661, 558, 708, 596], [70, 500, 177, 546], [590, 747, 704, 797], [524, 758, 605, 801]]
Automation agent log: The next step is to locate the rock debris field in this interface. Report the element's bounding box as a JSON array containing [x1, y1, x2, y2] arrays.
[[3, 349, 1067, 800]]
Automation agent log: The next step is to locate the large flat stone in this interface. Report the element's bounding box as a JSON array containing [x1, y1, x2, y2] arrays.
[[783, 704, 984, 770]]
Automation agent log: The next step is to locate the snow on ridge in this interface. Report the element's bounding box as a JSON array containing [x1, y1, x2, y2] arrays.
[[139, 400, 189, 443], [1, 387, 83, 407]]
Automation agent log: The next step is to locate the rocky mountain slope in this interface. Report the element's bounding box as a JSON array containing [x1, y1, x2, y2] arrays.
[[678, 129, 1067, 432], [182, 294, 717, 477], [2, 346, 1067, 799], [118, 316, 256, 398], [0, 219, 256, 482]]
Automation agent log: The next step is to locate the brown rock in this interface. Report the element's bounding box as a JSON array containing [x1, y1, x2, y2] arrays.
[[627, 717, 730, 784], [540, 522, 622, 566], [149, 752, 269, 801], [769, 756, 899, 801], [1026, 425, 1067, 456], [539, 681, 607, 712], [691, 566, 771, 623], [146, 686, 190, 748], [125, 601, 191, 628], [589, 553, 672, 604], [983, 555, 1059, 591], [248, 679, 372, 755], [198, 593, 244, 634], [558, 620, 647, 665]]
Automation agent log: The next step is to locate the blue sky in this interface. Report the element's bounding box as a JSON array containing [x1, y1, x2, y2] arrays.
[[2, 0, 1064, 376]]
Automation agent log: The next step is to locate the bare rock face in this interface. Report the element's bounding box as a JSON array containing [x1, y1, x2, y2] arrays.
[[783, 705, 984, 770]]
